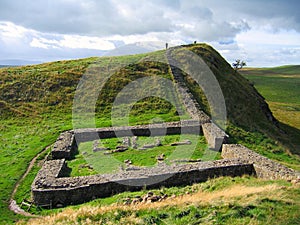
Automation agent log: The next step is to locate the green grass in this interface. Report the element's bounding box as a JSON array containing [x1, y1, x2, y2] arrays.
[[241, 65, 300, 76], [67, 135, 211, 176], [240, 65, 300, 113], [241, 72, 300, 105], [0, 117, 70, 224]]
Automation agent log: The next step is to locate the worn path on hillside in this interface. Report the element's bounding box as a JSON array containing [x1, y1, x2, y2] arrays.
[[9, 145, 52, 217]]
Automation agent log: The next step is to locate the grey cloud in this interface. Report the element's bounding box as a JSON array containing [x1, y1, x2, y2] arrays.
[[192, 21, 249, 42], [180, 6, 213, 21], [199, 0, 300, 31], [1, 0, 298, 39], [0, 0, 299, 67], [0, 0, 174, 36]]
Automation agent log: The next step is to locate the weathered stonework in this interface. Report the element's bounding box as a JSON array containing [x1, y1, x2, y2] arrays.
[[51, 131, 76, 160], [222, 144, 300, 181], [32, 158, 255, 207], [202, 123, 228, 151], [75, 120, 203, 145], [32, 128, 300, 208], [166, 48, 210, 122], [166, 48, 227, 150]]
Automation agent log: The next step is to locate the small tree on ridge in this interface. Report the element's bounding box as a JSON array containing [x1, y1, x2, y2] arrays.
[[232, 59, 246, 70]]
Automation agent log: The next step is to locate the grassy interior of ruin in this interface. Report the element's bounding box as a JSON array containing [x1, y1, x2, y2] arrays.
[[67, 134, 215, 176]]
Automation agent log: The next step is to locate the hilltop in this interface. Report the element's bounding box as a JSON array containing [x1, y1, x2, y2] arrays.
[[0, 44, 299, 224]]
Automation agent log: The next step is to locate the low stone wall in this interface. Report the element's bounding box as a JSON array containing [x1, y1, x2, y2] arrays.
[[166, 48, 210, 122], [222, 144, 300, 181], [36, 159, 66, 179], [74, 120, 203, 144], [202, 123, 228, 151], [32, 159, 255, 207], [166, 48, 227, 151], [51, 131, 76, 160], [50, 120, 203, 160]]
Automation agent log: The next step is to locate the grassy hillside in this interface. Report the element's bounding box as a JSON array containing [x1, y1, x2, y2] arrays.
[[166, 45, 300, 163], [240, 66, 300, 128], [0, 44, 299, 224], [0, 51, 187, 223], [240, 66, 300, 155]]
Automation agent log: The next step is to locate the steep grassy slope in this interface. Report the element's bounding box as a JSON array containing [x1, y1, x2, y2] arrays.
[[0, 44, 299, 224], [169, 44, 277, 129], [167, 45, 300, 163]]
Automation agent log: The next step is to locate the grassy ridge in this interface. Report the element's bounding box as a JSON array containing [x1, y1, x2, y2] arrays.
[[168, 45, 300, 165], [0, 44, 300, 223]]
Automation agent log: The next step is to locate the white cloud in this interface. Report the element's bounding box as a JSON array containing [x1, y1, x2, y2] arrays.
[[236, 29, 300, 46], [30, 38, 51, 49], [0, 1, 299, 66], [57, 35, 115, 50], [0, 21, 28, 38]]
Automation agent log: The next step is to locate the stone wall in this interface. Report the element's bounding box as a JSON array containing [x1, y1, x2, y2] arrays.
[[50, 120, 203, 160], [75, 120, 203, 143], [166, 48, 227, 150], [202, 123, 228, 151], [222, 144, 300, 181], [51, 131, 76, 160], [166, 48, 210, 122], [32, 159, 255, 207]]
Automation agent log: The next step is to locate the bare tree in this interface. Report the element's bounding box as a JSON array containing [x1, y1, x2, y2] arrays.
[[232, 59, 246, 70]]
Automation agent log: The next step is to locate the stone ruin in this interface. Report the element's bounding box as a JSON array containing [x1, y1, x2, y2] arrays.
[[31, 49, 299, 208], [31, 120, 299, 208]]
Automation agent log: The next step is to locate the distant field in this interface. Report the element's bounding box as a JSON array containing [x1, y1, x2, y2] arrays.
[[240, 65, 300, 130]]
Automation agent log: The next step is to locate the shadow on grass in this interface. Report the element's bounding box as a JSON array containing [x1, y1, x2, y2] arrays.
[[278, 122, 300, 156]]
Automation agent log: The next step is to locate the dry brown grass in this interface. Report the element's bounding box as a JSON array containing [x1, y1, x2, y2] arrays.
[[269, 102, 300, 130], [22, 183, 285, 225]]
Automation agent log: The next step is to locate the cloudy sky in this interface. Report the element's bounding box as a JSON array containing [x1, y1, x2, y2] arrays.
[[0, 0, 299, 66]]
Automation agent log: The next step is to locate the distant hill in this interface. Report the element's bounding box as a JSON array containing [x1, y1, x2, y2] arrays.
[[241, 65, 300, 76], [0, 59, 42, 66]]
